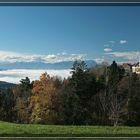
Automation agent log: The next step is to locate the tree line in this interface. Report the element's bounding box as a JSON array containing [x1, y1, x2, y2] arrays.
[[0, 60, 140, 126]]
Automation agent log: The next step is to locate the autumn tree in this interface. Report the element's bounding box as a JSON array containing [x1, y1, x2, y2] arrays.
[[29, 73, 60, 124]]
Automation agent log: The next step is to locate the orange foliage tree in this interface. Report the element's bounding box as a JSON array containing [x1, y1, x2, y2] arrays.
[[29, 72, 60, 124]]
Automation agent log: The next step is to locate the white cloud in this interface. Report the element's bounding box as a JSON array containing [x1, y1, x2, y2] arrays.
[[120, 40, 127, 44], [0, 51, 86, 63], [104, 48, 112, 52], [0, 69, 71, 84], [94, 58, 105, 64], [106, 51, 140, 61], [46, 54, 57, 59]]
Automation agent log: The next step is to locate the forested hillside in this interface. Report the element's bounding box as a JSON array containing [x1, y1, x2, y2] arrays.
[[0, 60, 140, 126], [0, 81, 16, 89]]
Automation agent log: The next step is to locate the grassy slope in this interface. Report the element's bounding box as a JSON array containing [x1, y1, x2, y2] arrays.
[[0, 121, 140, 137]]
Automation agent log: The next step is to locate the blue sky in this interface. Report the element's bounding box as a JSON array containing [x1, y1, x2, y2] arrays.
[[0, 6, 140, 64]]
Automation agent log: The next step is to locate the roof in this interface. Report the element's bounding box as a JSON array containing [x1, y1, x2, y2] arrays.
[[133, 62, 140, 67]]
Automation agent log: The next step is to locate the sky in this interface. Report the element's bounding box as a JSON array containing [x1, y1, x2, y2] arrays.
[[0, 6, 140, 64]]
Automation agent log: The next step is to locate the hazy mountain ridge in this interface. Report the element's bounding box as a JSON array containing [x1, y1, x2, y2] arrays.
[[0, 60, 96, 70], [0, 81, 16, 89]]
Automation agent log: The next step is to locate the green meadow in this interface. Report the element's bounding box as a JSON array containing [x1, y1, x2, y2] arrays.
[[0, 121, 140, 137]]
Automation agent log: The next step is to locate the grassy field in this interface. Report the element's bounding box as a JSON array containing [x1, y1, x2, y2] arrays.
[[0, 121, 140, 137]]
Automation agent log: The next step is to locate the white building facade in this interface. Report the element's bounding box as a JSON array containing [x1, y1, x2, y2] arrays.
[[132, 62, 140, 74]]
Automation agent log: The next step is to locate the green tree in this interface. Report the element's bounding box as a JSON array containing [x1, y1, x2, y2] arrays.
[[108, 61, 125, 88], [13, 77, 32, 123], [127, 73, 140, 125], [0, 89, 15, 122], [20, 77, 33, 91], [66, 60, 98, 124]]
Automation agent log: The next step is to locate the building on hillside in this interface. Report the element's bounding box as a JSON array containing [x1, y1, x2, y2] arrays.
[[121, 53, 140, 74], [132, 62, 140, 74], [122, 62, 140, 75]]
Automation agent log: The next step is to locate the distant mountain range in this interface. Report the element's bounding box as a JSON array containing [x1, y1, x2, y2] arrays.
[[0, 60, 96, 70]]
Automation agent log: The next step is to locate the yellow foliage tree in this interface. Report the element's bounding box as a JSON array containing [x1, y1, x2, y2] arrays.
[[29, 72, 59, 124]]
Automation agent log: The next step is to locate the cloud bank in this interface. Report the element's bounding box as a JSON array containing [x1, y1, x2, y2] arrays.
[[106, 51, 140, 62], [0, 51, 86, 63], [0, 69, 71, 84]]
